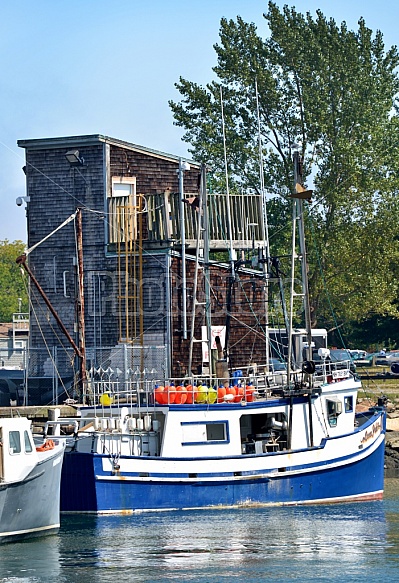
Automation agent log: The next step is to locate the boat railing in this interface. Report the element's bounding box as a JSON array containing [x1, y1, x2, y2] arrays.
[[81, 357, 356, 408], [82, 373, 278, 407]]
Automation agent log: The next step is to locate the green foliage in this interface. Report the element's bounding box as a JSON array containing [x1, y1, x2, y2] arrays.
[[0, 240, 28, 321], [170, 2, 399, 330]]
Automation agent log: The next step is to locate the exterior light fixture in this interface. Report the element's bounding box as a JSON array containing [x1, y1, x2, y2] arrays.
[[16, 196, 30, 207], [65, 149, 84, 166]]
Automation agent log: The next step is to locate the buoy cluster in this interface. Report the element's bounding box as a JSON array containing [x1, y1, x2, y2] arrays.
[[154, 384, 256, 405]]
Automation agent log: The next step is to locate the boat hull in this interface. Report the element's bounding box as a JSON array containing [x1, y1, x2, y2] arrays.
[[0, 447, 64, 543], [60, 411, 385, 514]]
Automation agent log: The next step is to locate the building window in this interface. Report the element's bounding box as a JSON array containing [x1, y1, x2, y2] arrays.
[[108, 177, 137, 244]]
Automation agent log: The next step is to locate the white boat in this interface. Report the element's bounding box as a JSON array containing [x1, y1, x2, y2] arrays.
[[0, 416, 65, 542], [54, 359, 386, 513]]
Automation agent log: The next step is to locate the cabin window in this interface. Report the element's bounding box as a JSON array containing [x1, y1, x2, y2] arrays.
[[108, 177, 137, 245], [206, 423, 226, 441], [24, 430, 33, 453], [181, 421, 229, 445], [326, 398, 343, 427], [344, 396, 354, 413], [9, 431, 21, 454]]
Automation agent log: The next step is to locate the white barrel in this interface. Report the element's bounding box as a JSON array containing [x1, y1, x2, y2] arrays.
[[144, 415, 152, 432], [128, 417, 137, 431]]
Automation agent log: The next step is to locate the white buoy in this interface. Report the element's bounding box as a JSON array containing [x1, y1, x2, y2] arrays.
[[152, 420, 160, 432], [137, 418, 144, 431], [128, 417, 137, 431], [144, 415, 152, 432]]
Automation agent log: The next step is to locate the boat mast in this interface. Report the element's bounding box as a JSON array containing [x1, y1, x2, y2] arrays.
[[255, 79, 270, 369], [293, 151, 313, 361], [220, 86, 236, 360], [201, 164, 213, 373], [178, 158, 189, 340]]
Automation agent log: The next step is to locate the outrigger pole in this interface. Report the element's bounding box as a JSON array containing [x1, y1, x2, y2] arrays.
[[288, 150, 314, 447]]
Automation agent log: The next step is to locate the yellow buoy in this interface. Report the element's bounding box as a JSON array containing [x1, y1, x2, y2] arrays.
[[208, 388, 217, 404], [195, 385, 208, 404], [100, 392, 113, 406]]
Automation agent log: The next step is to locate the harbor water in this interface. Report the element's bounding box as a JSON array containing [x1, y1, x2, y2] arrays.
[[1, 478, 399, 582]]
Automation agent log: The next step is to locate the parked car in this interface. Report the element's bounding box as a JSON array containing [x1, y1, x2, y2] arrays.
[[385, 351, 399, 364], [349, 350, 370, 367], [363, 351, 385, 366], [329, 349, 357, 374]]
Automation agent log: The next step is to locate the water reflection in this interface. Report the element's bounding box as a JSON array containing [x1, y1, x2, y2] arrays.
[[0, 534, 60, 582], [56, 502, 389, 582], [1, 482, 399, 583]]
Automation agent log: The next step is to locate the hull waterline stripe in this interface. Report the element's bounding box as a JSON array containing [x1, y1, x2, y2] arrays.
[[0, 523, 60, 538], [61, 490, 384, 515]]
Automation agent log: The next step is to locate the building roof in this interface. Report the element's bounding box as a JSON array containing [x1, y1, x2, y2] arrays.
[[17, 134, 200, 167]]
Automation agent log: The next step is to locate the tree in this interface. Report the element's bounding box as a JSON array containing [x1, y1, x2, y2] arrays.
[[0, 240, 28, 321], [169, 2, 399, 330]]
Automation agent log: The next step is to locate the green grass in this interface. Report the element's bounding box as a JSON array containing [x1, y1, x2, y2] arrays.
[[357, 366, 399, 399]]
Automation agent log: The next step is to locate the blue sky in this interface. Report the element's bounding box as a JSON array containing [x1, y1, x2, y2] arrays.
[[1, 0, 398, 243]]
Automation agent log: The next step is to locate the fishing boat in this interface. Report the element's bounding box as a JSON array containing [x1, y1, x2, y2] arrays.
[[18, 137, 386, 513], [52, 155, 385, 513], [55, 367, 386, 514], [0, 416, 65, 542]]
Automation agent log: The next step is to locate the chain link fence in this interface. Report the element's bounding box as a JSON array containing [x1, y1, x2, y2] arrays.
[[0, 344, 168, 406]]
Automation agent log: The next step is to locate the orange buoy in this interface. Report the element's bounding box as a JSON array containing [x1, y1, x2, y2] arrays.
[[245, 386, 256, 402], [162, 385, 176, 405], [225, 386, 236, 402], [234, 387, 244, 403], [185, 385, 194, 404], [174, 385, 187, 404], [168, 385, 177, 404], [217, 386, 227, 403], [154, 386, 165, 404]]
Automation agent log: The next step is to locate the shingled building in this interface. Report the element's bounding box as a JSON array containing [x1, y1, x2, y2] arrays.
[[17, 134, 267, 404]]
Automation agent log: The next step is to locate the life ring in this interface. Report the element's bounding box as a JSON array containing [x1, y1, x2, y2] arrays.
[[36, 439, 55, 452]]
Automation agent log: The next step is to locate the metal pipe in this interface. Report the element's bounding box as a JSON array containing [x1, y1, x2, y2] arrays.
[[76, 209, 87, 392], [178, 158, 188, 339]]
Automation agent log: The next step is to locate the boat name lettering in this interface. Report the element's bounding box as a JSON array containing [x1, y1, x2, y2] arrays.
[[360, 420, 382, 444]]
